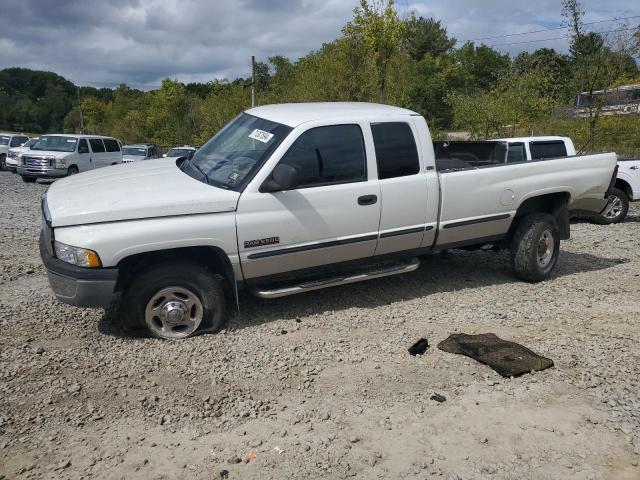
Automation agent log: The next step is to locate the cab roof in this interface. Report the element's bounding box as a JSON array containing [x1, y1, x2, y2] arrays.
[[245, 102, 418, 127]]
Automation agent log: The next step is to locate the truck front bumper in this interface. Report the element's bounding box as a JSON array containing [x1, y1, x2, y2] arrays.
[[39, 232, 118, 308], [18, 165, 67, 179]]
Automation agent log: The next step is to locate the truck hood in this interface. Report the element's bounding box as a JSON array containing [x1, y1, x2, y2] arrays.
[[46, 158, 240, 227], [26, 149, 70, 159]]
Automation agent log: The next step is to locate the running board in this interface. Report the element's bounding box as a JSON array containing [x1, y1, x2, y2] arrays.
[[253, 257, 420, 299]]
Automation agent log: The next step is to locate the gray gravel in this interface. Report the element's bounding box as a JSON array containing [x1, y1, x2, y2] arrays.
[[1, 170, 639, 479]]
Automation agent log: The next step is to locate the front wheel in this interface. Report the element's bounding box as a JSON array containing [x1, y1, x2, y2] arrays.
[[120, 262, 227, 339], [21, 176, 37, 183], [510, 213, 560, 282], [0, 154, 6, 171], [67, 166, 79, 176], [593, 188, 629, 225]]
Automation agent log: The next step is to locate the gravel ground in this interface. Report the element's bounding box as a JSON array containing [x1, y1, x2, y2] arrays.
[[0, 170, 639, 480]]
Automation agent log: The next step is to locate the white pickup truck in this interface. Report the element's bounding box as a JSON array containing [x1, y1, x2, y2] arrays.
[[40, 103, 617, 339]]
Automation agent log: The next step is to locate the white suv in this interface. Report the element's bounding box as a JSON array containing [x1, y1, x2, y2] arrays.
[[17, 134, 122, 182], [122, 144, 159, 163], [0, 133, 30, 171]]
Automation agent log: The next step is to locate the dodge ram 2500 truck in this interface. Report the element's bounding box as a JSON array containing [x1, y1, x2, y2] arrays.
[[39, 103, 618, 339]]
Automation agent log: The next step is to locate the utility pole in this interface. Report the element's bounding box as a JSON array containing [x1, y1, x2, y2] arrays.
[[77, 87, 84, 134], [251, 55, 256, 107]]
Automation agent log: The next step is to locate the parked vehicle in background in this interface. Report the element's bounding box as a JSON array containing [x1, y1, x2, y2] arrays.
[[593, 156, 639, 224], [433, 136, 576, 170], [164, 145, 197, 160], [39, 102, 618, 340], [495, 136, 576, 163], [0, 133, 30, 171], [122, 144, 159, 163], [6, 137, 38, 172], [17, 134, 122, 183]]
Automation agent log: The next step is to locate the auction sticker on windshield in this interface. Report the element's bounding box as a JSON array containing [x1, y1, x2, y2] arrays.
[[248, 129, 274, 143]]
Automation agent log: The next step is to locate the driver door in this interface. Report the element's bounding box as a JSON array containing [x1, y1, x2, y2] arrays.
[[236, 123, 381, 280]]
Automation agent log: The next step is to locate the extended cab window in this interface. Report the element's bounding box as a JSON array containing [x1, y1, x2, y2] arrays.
[[530, 141, 567, 160], [507, 142, 526, 163], [371, 122, 419, 179], [278, 124, 366, 188], [89, 138, 106, 153], [103, 138, 121, 152]]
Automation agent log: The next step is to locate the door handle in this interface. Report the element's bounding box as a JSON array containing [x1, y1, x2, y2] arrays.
[[358, 195, 377, 206], [630, 166, 638, 170]]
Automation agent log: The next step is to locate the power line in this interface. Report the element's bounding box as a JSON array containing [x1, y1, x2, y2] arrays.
[[463, 14, 640, 42], [487, 26, 637, 48]]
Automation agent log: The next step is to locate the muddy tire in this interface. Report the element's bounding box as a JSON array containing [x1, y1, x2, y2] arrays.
[[120, 262, 226, 339], [592, 188, 629, 225], [510, 213, 560, 282]]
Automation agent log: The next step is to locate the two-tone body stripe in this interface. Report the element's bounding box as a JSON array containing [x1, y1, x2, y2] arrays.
[[379, 225, 433, 238], [247, 234, 378, 259], [442, 214, 510, 229]]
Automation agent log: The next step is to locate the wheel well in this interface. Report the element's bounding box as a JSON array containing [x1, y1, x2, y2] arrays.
[[114, 246, 235, 298], [508, 192, 571, 241], [614, 179, 632, 199]]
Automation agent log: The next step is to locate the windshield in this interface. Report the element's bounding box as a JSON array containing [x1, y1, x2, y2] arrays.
[[167, 148, 193, 157], [122, 147, 147, 156], [0, 136, 9, 145], [184, 113, 292, 190], [32, 135, 78, 152]]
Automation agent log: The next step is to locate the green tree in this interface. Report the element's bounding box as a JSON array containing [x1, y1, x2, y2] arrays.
[[408, 54, 471, 130], [454, 42, 510, 91], [342, 0, 405, 103], [404, 16, 456, 61]]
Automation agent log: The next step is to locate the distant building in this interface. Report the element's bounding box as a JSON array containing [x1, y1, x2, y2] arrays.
[[573, 83, 640, 117]]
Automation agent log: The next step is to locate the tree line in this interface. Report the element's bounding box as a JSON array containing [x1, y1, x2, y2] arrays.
[[0, 0, 638, 153]]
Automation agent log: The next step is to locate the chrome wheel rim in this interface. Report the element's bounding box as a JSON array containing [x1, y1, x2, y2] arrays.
[[537, 230, 555, 268], [144, 286, 203, 339], [603, 195, 623, 219]]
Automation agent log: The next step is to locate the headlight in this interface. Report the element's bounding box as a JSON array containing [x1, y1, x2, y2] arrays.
[[8, 151, 16, 159], [54, 241, 102, 268], [55, 157, 66, 168]]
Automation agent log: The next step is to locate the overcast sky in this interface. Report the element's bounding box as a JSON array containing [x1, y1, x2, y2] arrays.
[[0, 0, 637, 90]]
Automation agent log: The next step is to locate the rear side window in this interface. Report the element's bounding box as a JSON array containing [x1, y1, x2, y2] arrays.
[[278, 124, 366, 188], [371, 122, 420, 179], [78, 139, 89, 154], [89, 138, 106, 153], [530, 141, 567, 160], [507, 142, 526, 163], [103, 138, 120, 152]]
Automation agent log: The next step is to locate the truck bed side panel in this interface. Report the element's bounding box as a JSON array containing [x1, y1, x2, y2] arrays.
[[436, 153, 616, 247]]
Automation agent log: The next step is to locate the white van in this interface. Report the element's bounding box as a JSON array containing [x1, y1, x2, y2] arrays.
[[17, 134, 122, 182], [0, 133, 30, 171]]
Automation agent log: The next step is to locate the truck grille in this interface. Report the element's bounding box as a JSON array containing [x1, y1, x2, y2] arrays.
[[24, 156, 52, 168]]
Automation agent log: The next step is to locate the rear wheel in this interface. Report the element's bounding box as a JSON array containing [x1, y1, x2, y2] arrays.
[[510, 213, 560, 282], [593, 188, 629, 224], [121, 262, 227, 339]]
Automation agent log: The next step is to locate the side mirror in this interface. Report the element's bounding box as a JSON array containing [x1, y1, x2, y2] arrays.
[[261, 164, 298, 192]]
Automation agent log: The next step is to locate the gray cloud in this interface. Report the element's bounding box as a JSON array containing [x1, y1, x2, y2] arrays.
[[0, 0, 636, 89]]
